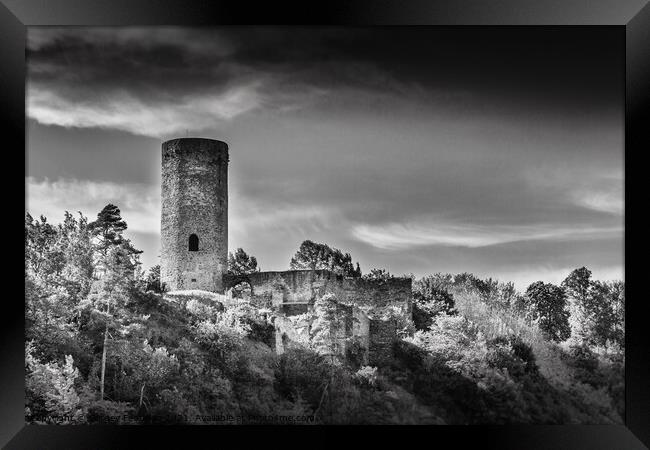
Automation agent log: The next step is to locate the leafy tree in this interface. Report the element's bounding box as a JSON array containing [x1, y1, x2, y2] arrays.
[[362, 268, 394, 281], [580, 280, 625, 349], [25, 211, 95, 363], [607, 280, 625, 349], [132, 341, 179, 410], [57, 211, 95, 302], [25, 213, 65, 280], [289, 240, 359, 277], [328, 248, 356, 277], [413, 276, 456, 330], [290, 240, 331, 270], [228, 248, 260, 275], [562, 267, 592, 306], [562, 267, 625, 349], [524, 281, 571, 342], [83, 244, 139, 400], [144, 265, 165, 293], [25, 342, 86, 423]]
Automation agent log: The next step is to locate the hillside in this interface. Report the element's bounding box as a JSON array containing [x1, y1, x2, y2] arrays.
[[26, 286, 623, 424], [25, 211, 624, 425]]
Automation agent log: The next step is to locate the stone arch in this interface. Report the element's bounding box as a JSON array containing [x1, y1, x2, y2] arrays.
[[222, 273, 254, 294]]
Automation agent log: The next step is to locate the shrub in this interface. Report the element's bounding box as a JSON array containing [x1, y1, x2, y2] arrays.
[[25, 342, 86, 424], [353, 366, 378, 387]]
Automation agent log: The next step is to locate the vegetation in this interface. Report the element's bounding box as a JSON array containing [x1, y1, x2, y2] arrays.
[[289, 240, 362, 277], [227, 248, 260, 276], [25, 207, 624, 424]]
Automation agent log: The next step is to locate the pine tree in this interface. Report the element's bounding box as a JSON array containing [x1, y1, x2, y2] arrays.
[[227, 248, 260, 275], [89, 204, 142, 263]]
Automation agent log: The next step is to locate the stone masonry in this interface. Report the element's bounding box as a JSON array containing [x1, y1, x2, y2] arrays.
[[223, 269, 412, 364], [160, 138, 229, 292]]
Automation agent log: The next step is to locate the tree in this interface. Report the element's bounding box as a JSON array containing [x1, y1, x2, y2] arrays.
[[89, 204, 141, 262], [412, 275, 456, 330], [580, 280, 625, 349], [25, 342, 86, 423], [562, 267, 592, 306], [25, 213, 64, 281], [328, 248, 356, 277], [524, 281, 571, 342], [608, 280, 625, 349], [144, 265, 165, 293], [228, 248, 260, 276], [84, 244, 139, 400], [562, 267, 624, 349], [89, 204, 127, 250], [25, 211, 95, 362], [57, 211, 95, 302], [127, 340, 179, 411], [289, 240, 359, 277], [361, 268, 393, 281], [290, 240, 330, 271]]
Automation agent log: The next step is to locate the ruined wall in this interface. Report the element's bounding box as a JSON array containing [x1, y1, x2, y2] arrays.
[[241, 269, 411, 366], [273, 301, 370, 365], [243, 270, 412, 315], [368, 318, 397, 366], [161, 138, 229, 292]]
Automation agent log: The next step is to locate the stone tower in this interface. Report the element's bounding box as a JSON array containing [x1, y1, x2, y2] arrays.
[[160, 138, 229, 292]]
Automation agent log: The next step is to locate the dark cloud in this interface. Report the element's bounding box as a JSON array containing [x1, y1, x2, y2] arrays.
[[27, 27, 623, 136]]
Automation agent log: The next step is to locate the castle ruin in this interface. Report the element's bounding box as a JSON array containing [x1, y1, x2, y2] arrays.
[[160, 138, 229, 292], [160, 138, 412, 364]]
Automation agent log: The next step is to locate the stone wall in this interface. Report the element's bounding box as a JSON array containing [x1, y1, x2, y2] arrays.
[[273, 301, 370, 364], [161, 138, 229, 292], [240, 269, 412, 315], [237, 269, 411, 366], [368, 318, 397, 366]]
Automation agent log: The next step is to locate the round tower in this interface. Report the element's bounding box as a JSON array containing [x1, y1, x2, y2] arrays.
[[160, 138, 229, 292]]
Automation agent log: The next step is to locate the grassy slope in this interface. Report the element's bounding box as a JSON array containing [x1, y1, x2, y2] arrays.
[[129, 289, 621, 424]]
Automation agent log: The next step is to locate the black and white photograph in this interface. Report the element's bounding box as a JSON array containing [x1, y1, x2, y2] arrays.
[[24, 26, 626, 425]]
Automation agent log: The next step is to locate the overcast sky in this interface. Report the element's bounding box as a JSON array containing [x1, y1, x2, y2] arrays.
[[25, 27, 624, 289]]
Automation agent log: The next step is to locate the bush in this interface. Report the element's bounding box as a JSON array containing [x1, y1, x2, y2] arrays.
[[353, 366, 378, 387], [275, 347, 332, 409], [25, 343, 86, 424]]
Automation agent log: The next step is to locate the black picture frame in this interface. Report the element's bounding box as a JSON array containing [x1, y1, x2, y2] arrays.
[[2, 1, 648, 448]]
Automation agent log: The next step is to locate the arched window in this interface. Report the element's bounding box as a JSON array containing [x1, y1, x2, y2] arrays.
[[189, 234, 199, 251]]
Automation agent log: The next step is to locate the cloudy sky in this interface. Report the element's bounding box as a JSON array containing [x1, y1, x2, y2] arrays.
[[25, 27, 624, 289]]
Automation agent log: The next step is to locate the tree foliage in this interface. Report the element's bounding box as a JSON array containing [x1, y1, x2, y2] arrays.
[[24, 208, 625, 425], [228, 248, 260, 276], [144, 265, 165, 293], [289, 240, 360, 277], [562, 268, 624, 350], [89, 204, 141, 262], [524, 281, 571, 342], [412, 275, 456, 330], [361, 268, 393, 281]]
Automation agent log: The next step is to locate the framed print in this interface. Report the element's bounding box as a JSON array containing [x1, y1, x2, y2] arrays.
[[2, 0, 649, 448]]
